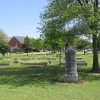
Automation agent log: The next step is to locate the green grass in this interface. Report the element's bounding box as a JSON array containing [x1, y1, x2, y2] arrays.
[[0, 52, 100, 100]]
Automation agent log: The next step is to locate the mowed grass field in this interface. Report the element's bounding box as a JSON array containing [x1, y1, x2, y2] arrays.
[[0, 52, 100, 100]]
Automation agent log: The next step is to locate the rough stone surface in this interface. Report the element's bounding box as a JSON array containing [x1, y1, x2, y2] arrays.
[[64, 47, 78, 82]]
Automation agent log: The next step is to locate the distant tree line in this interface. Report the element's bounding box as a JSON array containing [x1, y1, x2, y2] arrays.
[[0, 28, 92, 57], [0, 29, 9, 56]]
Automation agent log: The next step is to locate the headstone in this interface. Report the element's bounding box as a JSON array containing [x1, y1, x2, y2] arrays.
[[64, 47, 78, 82]]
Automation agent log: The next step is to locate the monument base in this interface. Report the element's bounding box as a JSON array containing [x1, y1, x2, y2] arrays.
[[64, 74, 78, 83]]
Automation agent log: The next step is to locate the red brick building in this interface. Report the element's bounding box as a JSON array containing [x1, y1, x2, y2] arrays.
[[9, 36, 25, 52]]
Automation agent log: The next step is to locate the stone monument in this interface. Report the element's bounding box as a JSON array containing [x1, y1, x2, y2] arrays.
[[64, 46, 78, 82]]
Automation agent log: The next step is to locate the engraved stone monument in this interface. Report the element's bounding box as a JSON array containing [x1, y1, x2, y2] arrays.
[[64, 47, 78, 82]]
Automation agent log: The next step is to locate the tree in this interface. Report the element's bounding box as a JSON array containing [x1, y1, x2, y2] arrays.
[[75, 0, 100, 72], [0, 29, 8, 41], [40, 0, 100, 72], [31, 38, 43, 52], [0, 29, 8, 56], [39, 0, 84, 65], [75, 38, 92, 55], [43, 33, 65, 64], [39, 16, 76, 64], [22, 36, 33, 56], [0, 40, 9, 56]]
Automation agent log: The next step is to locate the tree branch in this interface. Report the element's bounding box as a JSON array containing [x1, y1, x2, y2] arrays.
[[76, 0, 83, 6], [85, 0, 88, 4]]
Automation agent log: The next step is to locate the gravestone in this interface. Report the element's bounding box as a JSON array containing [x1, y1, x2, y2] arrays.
[[64, 47, 78, 82]]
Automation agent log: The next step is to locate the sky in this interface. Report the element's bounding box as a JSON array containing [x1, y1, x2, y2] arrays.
[[0, 0, 47, 38]]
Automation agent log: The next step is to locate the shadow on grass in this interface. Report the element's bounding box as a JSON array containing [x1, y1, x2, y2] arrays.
[[78, 66, 100, 82], [0, 65, 64, 87], [0, 65, 100, 87]]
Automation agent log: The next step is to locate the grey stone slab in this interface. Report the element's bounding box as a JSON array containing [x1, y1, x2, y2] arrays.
[[64, 47, 78, 82]]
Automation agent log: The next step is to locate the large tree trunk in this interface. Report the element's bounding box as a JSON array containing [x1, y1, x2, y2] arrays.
[[91, 34, 100, 72], [91, 0, 99, 72]]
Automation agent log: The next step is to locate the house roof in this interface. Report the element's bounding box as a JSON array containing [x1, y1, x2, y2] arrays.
[[13, 36, 25, 43]]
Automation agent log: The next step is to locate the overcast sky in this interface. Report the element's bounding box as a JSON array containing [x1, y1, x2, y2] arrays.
[[0, 0, 47, 38]]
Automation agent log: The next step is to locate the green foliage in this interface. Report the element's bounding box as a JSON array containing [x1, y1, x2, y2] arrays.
[[31, 38, 43, 52], [22, 36, 33, 55], [76, 0, 100, 35], [40, 0, 100, 38], [42, 32, 65, 51], [0, 29, 8, 41], [0, 40, 9, 56], [39, 0, 89, 51], [0, 29, 9, 56], [75, 38, 92, 50]]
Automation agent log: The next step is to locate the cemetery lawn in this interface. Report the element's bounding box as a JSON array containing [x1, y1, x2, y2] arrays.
[[0, 53, 100, 100]]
